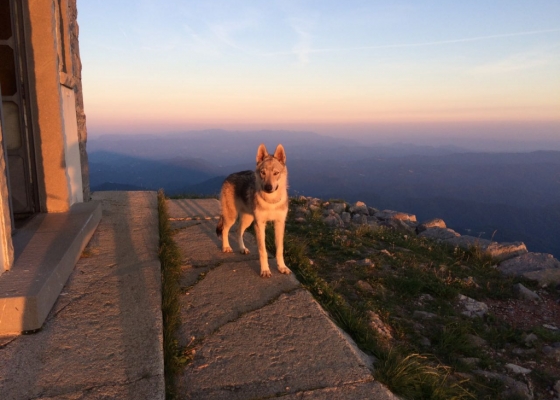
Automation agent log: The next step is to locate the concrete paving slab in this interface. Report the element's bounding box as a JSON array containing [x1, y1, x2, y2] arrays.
[[0, 191, 164, 400], [180, 265, 213, 289], [179, 260, 300, 344], [282, 381, 398, 399], [178, 289, 373, 400], [0, 201, 101, 333], [173, 220, 261, 266], [166, 198, 221, 220]]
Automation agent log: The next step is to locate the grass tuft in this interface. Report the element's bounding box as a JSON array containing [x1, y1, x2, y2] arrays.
[[157, 190, 184, 399]]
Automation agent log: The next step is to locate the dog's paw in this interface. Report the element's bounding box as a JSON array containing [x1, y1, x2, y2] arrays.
[[278, 265, 292, 275], [222, 246, 233, 253], [240, 248, 250, 255], [260, 269, 272, 278]]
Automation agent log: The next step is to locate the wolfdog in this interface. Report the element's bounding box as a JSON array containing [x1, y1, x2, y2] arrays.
[[216, 144, 291, 278]]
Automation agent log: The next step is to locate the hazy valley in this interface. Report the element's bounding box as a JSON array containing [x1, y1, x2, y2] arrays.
[[88, 131, 560, 257]]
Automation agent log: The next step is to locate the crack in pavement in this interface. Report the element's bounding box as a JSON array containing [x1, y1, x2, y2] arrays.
[[27, 373, 164, 400]]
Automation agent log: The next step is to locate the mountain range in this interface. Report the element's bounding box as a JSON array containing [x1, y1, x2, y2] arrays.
[[88, 130, 560, 257]]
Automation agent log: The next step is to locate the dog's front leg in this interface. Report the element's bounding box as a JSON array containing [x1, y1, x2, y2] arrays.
[[274, 217, 291, 275], [254, 219, 271, 278]]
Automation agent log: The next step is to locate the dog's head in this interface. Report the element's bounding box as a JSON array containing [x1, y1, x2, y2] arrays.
[[255, 144, 287, 194]]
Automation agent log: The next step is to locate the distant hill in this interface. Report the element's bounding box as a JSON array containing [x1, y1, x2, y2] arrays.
[[89, 151, 225, 194], [90, 182, 147, 192], [88, 130, 469, 166], [88, 133, 560, 258]]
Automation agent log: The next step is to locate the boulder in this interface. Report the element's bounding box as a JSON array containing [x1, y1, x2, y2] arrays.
[[473, 370, 532, 400], [351, 214, 367, 225], [327, 202, 346, 214], [307, 197, 322, 207], [458, 294, 488, 318], [374, 209, 417, 224], [444, 235, 492, 250], [366, 217, 379, 229], [486, 241, 528, 263], [349, 201, 369, 215], [380, 219, 415, 235], [413, 311, 437, 320], [294, 206, 310, 218], [356, 280, 374, 293], [505, 363, 532, 375], [418, 227, 460, 241], [512, 283, 541, 301], [498, 253, 560, 286], [416, 218, 446, 233], [341, 212, 351, 224], [367, 310, 393, 341], [367, 207, 379, 216], [323, 214, 343, 227]]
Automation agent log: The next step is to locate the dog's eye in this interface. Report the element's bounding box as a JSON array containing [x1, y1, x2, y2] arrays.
[[260, 170, 265, 176], [273, 171, 279, 176]]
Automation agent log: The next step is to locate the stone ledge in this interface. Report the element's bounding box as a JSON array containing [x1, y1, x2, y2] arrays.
[[0, 201, 101, 333]]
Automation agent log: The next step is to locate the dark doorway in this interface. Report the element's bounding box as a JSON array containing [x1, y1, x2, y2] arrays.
[[0, 0, 38, 224]]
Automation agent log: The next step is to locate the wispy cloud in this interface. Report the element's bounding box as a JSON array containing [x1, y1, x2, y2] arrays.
[[471, 49, 558, 74], [287, 17, 316, 66], [292, 26, 312, 65], [267, 28, 560, 57], [206, 10, 262, 55]]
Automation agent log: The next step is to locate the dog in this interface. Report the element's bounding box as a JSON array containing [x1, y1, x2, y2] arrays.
[[216, 143, 291, 278]]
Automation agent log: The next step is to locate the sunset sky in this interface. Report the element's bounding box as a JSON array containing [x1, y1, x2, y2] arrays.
[[78, 1, 560, 146]]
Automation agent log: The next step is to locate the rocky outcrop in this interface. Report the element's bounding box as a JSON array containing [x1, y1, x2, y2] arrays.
[[418, 227, 460, 241], [297, 196, 560, 286], [498, 253, 560, 286], [416, 218, 446, 233]]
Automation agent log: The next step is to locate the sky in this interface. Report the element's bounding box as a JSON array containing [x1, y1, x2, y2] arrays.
[[78, 1, 560, 149]]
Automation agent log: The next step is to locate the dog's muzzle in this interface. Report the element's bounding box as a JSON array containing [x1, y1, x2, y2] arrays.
[[264, 184, 274, 193]]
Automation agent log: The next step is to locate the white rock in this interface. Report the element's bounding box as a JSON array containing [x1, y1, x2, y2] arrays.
[[458, 294, 488, 318], [505, 363, 532, 375], [513, 283, 541, 301], [413, 311, 437, 319]]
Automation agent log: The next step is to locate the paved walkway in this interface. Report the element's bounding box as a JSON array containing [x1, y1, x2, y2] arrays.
[[169, 198, 396, 400], [0, 192, 164, 400], [0, 194, 396, 400]]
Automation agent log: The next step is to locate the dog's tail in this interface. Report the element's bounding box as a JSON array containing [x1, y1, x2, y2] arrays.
[[216, 215, 224, 238]]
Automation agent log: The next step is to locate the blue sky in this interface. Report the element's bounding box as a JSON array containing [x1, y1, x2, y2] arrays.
[[78, 1, 560, 148]]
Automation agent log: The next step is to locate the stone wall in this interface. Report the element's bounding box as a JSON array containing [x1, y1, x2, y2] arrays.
[[67, 0, 90, 201]]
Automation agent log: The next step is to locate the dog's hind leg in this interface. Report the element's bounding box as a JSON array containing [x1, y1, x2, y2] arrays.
[[219, 182, 238, 253], [220, 213, 236, 253], [238, 212, 254, 254]]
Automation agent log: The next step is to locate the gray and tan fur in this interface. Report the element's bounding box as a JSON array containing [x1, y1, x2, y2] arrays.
[[216, 144, 290, 278]]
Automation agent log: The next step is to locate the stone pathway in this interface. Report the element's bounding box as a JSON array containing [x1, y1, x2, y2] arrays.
[[168, 199, 396, 400], [0, 192, 164, 400]]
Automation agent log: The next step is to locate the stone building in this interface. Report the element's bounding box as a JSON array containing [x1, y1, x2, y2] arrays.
[[0, 0, 99, 333]]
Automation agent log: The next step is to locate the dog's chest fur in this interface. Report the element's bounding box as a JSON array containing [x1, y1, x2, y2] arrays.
[[254, 190, 288, 221]]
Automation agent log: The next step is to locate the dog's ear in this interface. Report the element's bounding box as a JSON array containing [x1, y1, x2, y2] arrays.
[[273, 144, 286, 164], [256, 143, 268, 164]]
